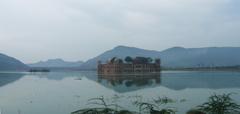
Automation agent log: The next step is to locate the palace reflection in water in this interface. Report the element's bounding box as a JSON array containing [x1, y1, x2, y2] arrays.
[[97, 73, 161, 93]]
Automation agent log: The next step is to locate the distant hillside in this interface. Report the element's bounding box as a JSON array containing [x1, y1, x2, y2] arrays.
[[0, 53, 29, 71], [28, 59, 84, 68], [160, 47, 240, 67], [80, 46, 240, 69]]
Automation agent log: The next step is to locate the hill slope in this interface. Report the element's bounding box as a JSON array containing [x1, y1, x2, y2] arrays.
[[0, 53, 29, 71], [160, 47, 240, 67]]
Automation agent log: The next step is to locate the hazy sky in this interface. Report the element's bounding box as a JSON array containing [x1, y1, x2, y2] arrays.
[[0, 0, 239, 63]]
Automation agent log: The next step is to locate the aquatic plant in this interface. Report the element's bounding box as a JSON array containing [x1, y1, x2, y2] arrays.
[[198, 93, 240, 114], [71, 96, 137, 114], [88, 96, 121, 113], [132, 96, 177, 114]]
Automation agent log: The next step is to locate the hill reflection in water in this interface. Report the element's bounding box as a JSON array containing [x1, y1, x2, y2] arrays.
[[161, 71, 240, 90], [0, 73, 24, 87]]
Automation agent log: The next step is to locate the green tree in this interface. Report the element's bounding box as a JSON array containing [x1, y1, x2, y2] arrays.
[[147, 57, 153, 63], [125, 56, 133, 63]]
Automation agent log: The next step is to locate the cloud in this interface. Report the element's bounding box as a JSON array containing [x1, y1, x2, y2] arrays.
[[0, 0, 239, 63]]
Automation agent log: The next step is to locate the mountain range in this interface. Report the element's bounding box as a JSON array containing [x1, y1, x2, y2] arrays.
[[80, 46, 240, 69], [1, 46, 240, 71], [28, 59, 84, 68]]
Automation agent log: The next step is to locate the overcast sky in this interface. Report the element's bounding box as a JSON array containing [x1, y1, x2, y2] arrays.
[[0, 0, 239, 63]]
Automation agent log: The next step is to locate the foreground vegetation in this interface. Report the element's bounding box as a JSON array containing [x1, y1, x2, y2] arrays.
[[198, 93, 240, 114], [71, 93, 240, 114]]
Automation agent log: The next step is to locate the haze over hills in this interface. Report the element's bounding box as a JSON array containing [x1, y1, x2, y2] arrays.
[[1, 46, 240, 71], [28, 59, 84, 68], [0, 53, 29, 71], [80, 46, 240, 69]]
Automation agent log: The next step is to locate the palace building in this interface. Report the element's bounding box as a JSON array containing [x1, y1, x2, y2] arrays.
[[98, 57, 161, 75]]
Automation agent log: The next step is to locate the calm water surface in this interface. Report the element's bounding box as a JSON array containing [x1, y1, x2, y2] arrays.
[[0, 71, 240, 114]]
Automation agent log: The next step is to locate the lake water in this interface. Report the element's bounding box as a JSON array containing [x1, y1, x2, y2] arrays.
[[0, 71, 240, 114]]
